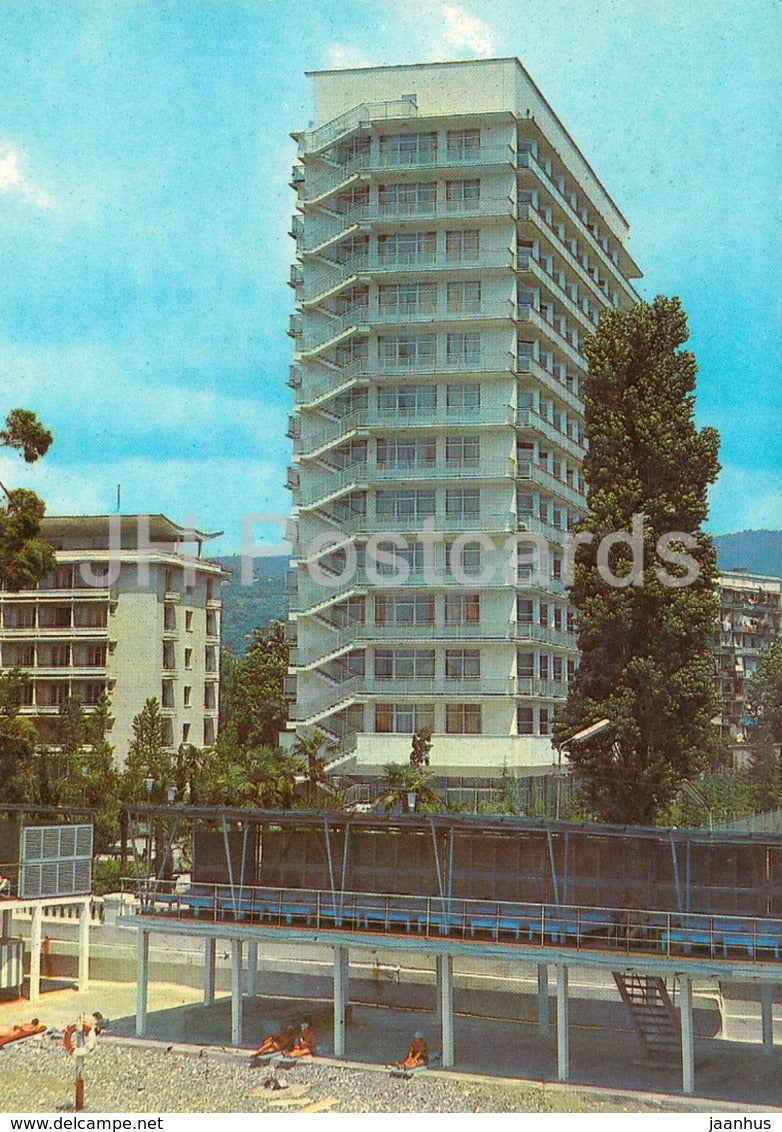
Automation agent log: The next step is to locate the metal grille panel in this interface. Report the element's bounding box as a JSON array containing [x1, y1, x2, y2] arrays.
[[18, 824, 93, 899]]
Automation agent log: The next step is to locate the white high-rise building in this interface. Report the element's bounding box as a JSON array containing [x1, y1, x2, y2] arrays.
[[285, 58, 641, 773]]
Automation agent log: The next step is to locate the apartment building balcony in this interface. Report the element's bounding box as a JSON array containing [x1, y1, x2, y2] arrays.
[[31, 665, 110, 679], [295, 97, 418, 156], [291, 674, 519, 723], [299, 195, 514, 254], [511, 622, 578, 649], [516, 253, 601, 336], [299, 251, 512, 306], [310, 507, 518, 538], [516, 355, 583, 415], [296, 352, 516, 410], [517, 151, 639, 299], [517, 204, 621, 314], [299, 307, 371, 357], [518, 461, 585, 511], [516, 408, 585, 460], [298, 456, 515, 512], [300, 144, 515, 204], [518, 515, 576, 549], [516, 676, 569, 698], [296, 403, 515, 460], [517, 304, 585, 371], [0, 624, 110, 639]]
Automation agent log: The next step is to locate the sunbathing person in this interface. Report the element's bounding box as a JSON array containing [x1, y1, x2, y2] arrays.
[[286, 1021, 317, 1059], [0, 1019, 44, 1048], [253, 1024, 295, 1057], [395, 1031, 428, 1070]]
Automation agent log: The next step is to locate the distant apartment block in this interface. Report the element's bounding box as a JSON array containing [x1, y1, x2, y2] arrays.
[[0, 515, 224, 758], [284, 58, 642, 773], [715, 569, 781, 741]]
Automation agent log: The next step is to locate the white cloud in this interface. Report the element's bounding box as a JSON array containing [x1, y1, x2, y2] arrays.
[[441, 3, 496, 57], [0, 144, 56, 209]]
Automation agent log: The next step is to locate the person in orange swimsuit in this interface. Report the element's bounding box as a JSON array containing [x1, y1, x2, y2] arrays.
[[286, 1021, 317, 1058], [252, 1024, 295, 1058], [0, 1019, 44, 1048], [395, 1031, 428, 1070]]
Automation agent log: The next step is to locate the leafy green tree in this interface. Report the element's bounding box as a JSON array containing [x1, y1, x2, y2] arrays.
[[124, 697, 173, 800], [746, 637, 782, 811], [292, 729, 328, 798], [221, 621, 288, 749], [195, 728, 302, 808], [0, 669, 38, 804], [0, 409, 55, 591], [410, 727, 432, 768], [382, 762, 443, 813], [554, 297, 721, 824]]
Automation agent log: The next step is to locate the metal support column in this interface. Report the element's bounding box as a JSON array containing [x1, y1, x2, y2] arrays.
[[77, 900, 90, 993], [761, 984, 774, 1056], [136, 930, 149, 1038], [0, 908, 11, 938], [231, 939, 243, 1046], [680, 975, 695, 1095], [204, 937, 216, 1006], [333, 945, 349, 1058], [29, 904, 42, 1004], [439, 953, 454, 1068], [435, 955, 442, 1030], [537, 963, 550, 1037], [246, 939, 258, 998], [556, 964, 569, 1082]]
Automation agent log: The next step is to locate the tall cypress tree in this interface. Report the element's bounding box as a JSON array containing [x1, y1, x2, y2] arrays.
[[554, 297, 721, 824]]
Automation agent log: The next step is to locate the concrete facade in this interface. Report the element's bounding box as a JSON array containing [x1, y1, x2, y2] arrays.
[[0, 515, 224, 759], [284, 58, 642, 772]]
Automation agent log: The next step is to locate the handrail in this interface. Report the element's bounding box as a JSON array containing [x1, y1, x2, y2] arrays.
[[120, 877, 782, 965]]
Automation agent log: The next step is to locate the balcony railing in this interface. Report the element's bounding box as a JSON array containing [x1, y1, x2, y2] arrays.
[[516, 408, 585, 460], [296, 98, 417, 156], [298, 457, 515, 509], [300, 251, 512, 304], [518, 462, 586, 511], [297, 404, 515, 458]]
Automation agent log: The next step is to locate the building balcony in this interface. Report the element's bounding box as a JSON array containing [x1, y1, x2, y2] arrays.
[[297, 403, 515, 460], [517, 461, 586, 511], [290, 674, 519, 722], [517, 150, 639, 299], [517, 204, 621, 313], [517, 305, 585, 371], [516, 355, 583, 415], [511, 622, 577, 649], [295, 97, 417, 157], [299, 250, 512, 306], [311, 508, 517, 538], [299, 195, 513, 253], [295, 352, 516, 410], [300, 144, 515, 203], [516, 676, 569, 698], [291, 620, 521, 668], [516, 253, 601, 336], [297, 457, 516, 510], [516, 408, 585, 460]]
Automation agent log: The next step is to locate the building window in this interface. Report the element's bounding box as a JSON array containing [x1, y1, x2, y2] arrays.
[[445, 229, 480, 261], [376, 437, 435, 468], [445, 435, 480, 467], [445, 541, 482, 577], [378, 334, 436, 368], [376, 489, 436, 521], [204, 719, 215, 746], [444, 593, 480, 624], [446, 280, 481, 314], [164, 604, 176, 631], [446, 384, 480, 412], [378, 385, 436, 415], [205, 647, 217, 673], [375, 594, 434, 626], [183, 686, 192, 708], [539, 708, 552, 735], [184, 648, 193, 670], [445, 488, 479, 518], [161, 682, 175, 709], [375, 703, 435, 734], [373, 541, 427, 577], [378, 282, 436, 314], [377, 231, 436, 263], [518, 706, 534, 735], [162, 719, 174, 746], [206, 611, 218, 636], [379, 131, 437, 166], [446, 128, 480, 160], [446, 703, 482, 734], [163, 643, 176, 671], [204, 683, 216, 709], [446, 331, 482, 365], [378, 182, 436, 214], [182, 723, 191, 743], [517, 598, 533, 624], [445, 649, 480, 679], [445, 179, 480, 211], [517, 652, 534, 677], [374, 649, 435, 680], [185, 610, 194, 632]]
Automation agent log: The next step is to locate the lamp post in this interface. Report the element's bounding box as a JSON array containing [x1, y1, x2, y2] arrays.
[[406, 791, 417, 813]]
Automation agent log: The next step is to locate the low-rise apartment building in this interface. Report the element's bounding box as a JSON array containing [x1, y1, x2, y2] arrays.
[[0, 514, 224, 758], [715, 569, 781, 741]]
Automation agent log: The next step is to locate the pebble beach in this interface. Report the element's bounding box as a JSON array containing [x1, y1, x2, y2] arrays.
[[0, 1036, 687, 1114]]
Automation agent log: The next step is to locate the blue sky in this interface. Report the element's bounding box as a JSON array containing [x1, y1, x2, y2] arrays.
[[1, 0, 780, 553]]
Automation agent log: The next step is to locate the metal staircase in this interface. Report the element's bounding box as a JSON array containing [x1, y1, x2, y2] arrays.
[[613, 971, 681, 1060]]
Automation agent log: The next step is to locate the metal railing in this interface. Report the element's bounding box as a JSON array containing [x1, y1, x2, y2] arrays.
[[119, 877, 782, 964]]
